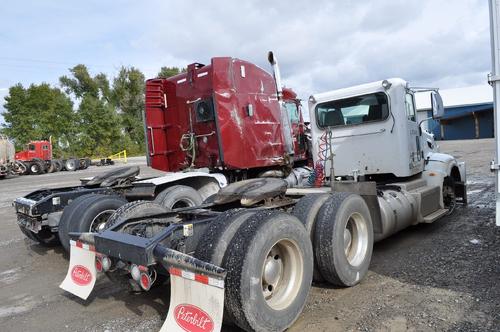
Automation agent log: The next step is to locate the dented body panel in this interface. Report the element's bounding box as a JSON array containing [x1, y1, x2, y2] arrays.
[[145, 58, 307, 174]]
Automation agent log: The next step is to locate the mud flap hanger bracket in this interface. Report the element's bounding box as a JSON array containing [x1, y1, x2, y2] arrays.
[[153, 244, 226, 280]]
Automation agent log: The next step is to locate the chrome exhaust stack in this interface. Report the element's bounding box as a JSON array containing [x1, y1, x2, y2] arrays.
[[268, 51, 283, 101], [268, 51, 294, 156]]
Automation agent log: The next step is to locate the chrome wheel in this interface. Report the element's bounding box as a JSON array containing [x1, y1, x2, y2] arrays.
[[261, 239, 303, 310], [89, 209, 115, 232], [344, 213, 369, 267]]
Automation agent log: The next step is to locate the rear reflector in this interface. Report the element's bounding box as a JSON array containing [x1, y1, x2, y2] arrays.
[[139, 272, 151, 291], [169, 267, 224, 289], [95, 257, 103, 273]]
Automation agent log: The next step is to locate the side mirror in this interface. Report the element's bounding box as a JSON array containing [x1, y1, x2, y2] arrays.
[[431, 91, 444, 119]]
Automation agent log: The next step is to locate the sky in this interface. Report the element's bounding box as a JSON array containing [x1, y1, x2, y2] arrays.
[[0, 0, 492, 124]]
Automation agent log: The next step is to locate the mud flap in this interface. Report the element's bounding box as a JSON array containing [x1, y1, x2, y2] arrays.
[[160, 267, 225, 332], [59, 240, 97, 300]]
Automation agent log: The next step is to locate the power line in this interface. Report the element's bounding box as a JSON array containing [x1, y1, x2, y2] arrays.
[[0, 56, 167, 72], [0, 56, 110, 68]]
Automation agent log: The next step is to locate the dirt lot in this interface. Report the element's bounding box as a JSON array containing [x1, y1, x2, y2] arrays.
[[0, 141, 499, 332]]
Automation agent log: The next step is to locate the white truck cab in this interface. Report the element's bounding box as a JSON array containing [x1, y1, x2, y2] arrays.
[[307, 78, 467, 238], [309, 78, 465, 182]]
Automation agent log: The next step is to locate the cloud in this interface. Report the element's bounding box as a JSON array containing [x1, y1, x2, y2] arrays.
[[126, 0, 491, 100], [0, 0, 492, 104]]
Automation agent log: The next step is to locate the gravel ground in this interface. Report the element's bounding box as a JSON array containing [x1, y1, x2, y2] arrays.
[[0, 141, 499, 332]]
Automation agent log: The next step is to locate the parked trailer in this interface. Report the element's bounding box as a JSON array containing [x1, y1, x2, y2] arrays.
[[14, 55, 309, 251], [60, 58, 466, 331], [0, 135, 25, 177]]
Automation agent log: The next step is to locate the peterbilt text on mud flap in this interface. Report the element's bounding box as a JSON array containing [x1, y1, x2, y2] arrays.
[[59, 70, 467, 331]]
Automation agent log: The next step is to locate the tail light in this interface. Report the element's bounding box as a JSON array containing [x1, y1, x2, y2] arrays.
[[139, 272, 152, 291], [95, 255, 111, 273], [95, 258, 103, 272], [130, 264, 154, 291]]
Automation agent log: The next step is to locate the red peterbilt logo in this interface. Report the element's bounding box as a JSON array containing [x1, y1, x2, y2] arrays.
[[71, 265, 92, 286], [174, 304, 214, 332]]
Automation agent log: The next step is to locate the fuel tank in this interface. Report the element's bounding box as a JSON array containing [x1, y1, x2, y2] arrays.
[[376, 187, 418, 241]]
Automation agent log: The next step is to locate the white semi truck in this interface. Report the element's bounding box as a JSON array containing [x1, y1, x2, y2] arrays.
[[59, 57, 467, 332]]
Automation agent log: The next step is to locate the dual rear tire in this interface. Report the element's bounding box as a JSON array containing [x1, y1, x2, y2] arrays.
[[58, 194, 126, 252], [57, 185, 205, 252], [195, 209, 313, 332], [64, 159, 79, 171], [154, 185, 203, 210], [293, 193, 374, 287]]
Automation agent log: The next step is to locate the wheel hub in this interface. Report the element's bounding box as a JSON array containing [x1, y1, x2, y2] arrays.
[[263, 255, 283, 286], [261, 239, 303, 310], [89, 210, 115, 233], [344, 214, 369, 267]]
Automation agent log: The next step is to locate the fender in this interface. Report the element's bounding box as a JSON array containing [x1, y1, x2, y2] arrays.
[[423, 152, 467, 206], [135, 171, 227, 188], [131, 171, 228, 200]]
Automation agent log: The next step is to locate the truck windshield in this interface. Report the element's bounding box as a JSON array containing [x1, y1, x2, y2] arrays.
[[285, 102, 300, 124], [315, 92, 389, 128]]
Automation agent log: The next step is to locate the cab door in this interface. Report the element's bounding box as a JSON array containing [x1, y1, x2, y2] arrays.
[[405, 91, 423, 174]]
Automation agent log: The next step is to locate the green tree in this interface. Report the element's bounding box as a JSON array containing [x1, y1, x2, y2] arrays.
[[60, 65, 121, 156], [157, 66, 185, 78], [1, 83, 74, 154], [112, 66, 145, 154]]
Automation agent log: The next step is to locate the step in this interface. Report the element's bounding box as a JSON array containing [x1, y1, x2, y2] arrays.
[[423, 208, 448, 223]]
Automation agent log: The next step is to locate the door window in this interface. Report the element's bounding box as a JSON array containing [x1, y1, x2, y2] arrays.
[[405, 93, 416, 122], [285, 102, 300, 124]]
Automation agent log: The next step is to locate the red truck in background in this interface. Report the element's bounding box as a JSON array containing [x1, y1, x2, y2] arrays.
[[15, 140, 92, 175]]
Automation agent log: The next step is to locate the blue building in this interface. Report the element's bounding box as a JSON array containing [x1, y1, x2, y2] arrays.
[[416, 85, 493, 140]]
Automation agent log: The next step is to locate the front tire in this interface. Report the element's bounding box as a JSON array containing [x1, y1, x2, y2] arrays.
[[223, 210, 313, 332], [29, 161, 45, 175], [314, 192, 373, 287]]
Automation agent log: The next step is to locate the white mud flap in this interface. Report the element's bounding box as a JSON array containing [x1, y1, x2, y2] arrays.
[[160, 267, 225, 332], [60, 240, 97, 300]]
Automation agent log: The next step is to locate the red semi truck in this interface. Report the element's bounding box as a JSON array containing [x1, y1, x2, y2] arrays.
[[144, 57, 308, 177], [14, 54, 310, 248], [15, 140, 91, 175]]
